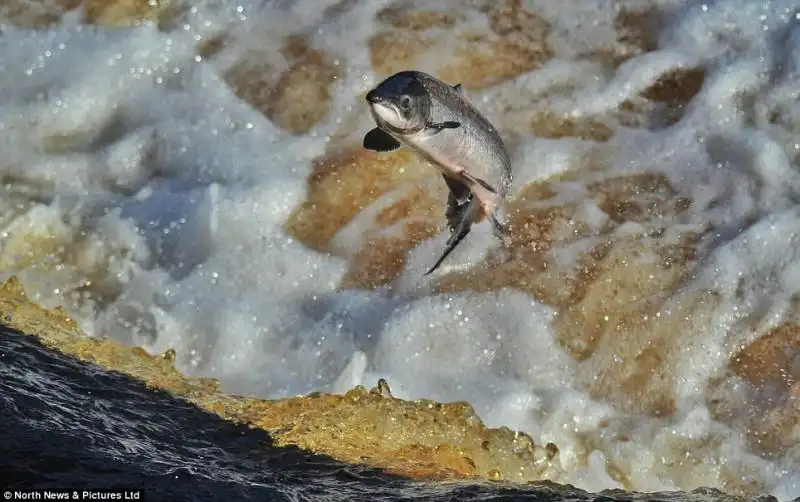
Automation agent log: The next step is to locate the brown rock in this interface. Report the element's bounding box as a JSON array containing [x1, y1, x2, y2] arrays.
[[0, 0, 81, 28], [525, 65, 704, 139], [755, 380, 800, 454], [341, 219, 440, 290], [273, 2, 713, 421], [640, 68, 706, 105], [197, 34, 228, 60], [285, 125, 702, 418], [423, 171, 699, 416], [368, 5, 460, 77], [529, 111, 615, 142], [637, 67, 706, 127], [285, 144, 452, 290], [0, 276, 562, 483], [237, 382, 560, 482], [368, 30, 435, 78], [555, 237, 705, 417], [267, 38, 339, 134], [708, 316, 800, 456], [284, 146, 437, 251], [730, 323, 800, 389], [713, 370, 800, 459], [225, 37, 339, 134], [0, 276, 219, 396], [363, 2, 685, 143], [84, 0, 171, 26], [0, 205, 73, 272], [431, 227, 697, 418], [376, 7, 458, 31], [617, 6, 660, 53], [566, 4, 661, 70], [603, 6, 661, 67], [439, 0, 551, 89], [587, 173, 683, 224], [370, 0, 551, 90]]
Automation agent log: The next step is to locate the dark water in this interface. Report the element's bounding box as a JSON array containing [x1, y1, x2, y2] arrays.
[[0, 326, 786, 502]]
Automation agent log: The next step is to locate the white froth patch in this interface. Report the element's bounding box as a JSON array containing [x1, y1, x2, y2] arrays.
[[510, 138, 585, 192], [668, 208, 800, 407], [576, 50, 700, 116], [524, 0, 619, 59], [395, 220, 497, 292], [0, 6, 348, 396], [328, 181, 439, 258], [370, 290, 567, 408]]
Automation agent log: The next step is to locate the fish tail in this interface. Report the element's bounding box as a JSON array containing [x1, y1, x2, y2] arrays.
[[425, 199, 478, 275]]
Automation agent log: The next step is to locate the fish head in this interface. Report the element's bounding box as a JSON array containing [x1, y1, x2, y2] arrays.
[[366, 72, 431, 135]]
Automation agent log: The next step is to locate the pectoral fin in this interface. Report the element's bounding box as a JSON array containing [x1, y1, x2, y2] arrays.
[[363, 128, 401, 152], [443, 175, 472, 233], [428, 121, 461, 132]]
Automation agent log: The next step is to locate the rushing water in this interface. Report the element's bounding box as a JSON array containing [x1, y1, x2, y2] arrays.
[[2, 0, 800, 498], [0, 326, 784, 501]]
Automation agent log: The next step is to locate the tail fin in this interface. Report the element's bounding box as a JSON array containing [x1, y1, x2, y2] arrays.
[[425, 198, 477, 275]]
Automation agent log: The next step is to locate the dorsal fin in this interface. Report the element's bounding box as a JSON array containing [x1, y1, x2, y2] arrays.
[[453, 83, 463, 93]]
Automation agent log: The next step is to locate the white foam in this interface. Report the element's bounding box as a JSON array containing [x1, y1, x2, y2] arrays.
[[395, 219, 498, 292], [2, 0, 800, 498]]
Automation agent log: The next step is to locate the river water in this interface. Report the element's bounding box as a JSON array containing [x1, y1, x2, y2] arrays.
[[1, 326, 784, 501]]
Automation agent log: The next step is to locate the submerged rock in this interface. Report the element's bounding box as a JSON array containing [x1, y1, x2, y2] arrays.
[[224, 37, 340, 135], [369, 0, 552, 90], [83, 0, 172, 26], [0, 0, 174, 28], [0, 276, 561, 483], [0, 0, 81, 28]]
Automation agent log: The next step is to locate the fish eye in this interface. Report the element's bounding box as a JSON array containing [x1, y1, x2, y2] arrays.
[[400, 95, 412, 110]]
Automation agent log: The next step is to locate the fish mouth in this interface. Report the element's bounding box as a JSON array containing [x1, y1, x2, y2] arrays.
[[366, 89, 385, 104]]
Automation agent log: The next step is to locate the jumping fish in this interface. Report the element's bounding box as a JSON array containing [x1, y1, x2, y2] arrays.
[[363, 70, 512, 275]]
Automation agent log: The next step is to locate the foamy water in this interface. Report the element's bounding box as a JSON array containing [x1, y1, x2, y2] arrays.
[[1, 0, 800, 498]]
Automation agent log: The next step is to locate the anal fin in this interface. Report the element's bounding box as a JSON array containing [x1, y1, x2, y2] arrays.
[[443, 175, 472, 233]]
